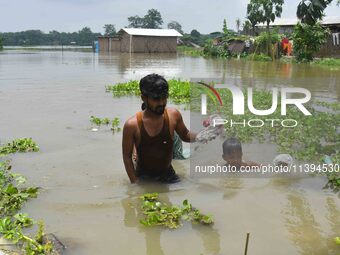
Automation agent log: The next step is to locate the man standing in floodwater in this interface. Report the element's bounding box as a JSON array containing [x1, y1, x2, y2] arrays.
[[122, 74, 197, 184]]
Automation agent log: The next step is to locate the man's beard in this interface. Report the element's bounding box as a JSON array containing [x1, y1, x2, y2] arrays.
[[148, 105, 165, 115]]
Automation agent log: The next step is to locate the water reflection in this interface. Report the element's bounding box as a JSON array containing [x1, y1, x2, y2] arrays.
[[272, 177, 340, 255], [219, 178, 243, 200], [325, 197, 340, 254], [285, 193, 331, 255], [121, 183, 169, 255], [1, 50, 339, 100], [98, 52, 182, 79]]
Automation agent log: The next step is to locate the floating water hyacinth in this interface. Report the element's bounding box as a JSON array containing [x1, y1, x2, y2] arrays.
[[139, 193, 213, 229], [0, 138, 39, 156]]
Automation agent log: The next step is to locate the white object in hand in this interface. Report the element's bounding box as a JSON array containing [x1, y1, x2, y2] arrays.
[[196, 114, 225, 143]]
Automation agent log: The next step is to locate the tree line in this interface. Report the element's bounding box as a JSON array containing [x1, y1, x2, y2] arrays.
[[0, 8, 217, 46], [1, 2, 338, 49], [0, 27, 101, 46]]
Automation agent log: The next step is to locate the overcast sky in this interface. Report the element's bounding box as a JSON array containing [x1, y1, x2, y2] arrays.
[[0, 0, 339, 34]]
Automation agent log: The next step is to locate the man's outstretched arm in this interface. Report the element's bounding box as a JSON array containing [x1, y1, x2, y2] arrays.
[[174, 109, 196, 143], [122, 120, 138, 183]]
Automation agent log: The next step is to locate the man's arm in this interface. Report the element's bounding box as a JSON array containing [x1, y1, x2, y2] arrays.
[[174, 109, 196, 143], [122, 120, 138, 183]]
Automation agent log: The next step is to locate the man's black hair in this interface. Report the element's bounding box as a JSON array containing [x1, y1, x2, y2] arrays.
[[139, 74, 169, 99], [222, 138, 242, 155]]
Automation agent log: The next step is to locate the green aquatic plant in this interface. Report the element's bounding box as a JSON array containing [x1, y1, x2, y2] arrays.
[[90, 116, 110, 126], [111, 117, 121, 132], [0, 138, 39, 156], [312, 58, 340, 67], [177, 46, 205, 57], [0, 160, 53, 254], [315, 100, 340, 111], [106, 79, 191, 104], [0, 160, 39, 217], [335, 237, 340, 245], [139, 193, 213, 229], [90, 116, 121, 132], [0, 217, 52, 255], [246, 53, 272, 61], [324, 171, 340, 191]]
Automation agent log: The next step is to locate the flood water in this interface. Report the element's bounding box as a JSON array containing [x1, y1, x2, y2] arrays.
[[0, 50, 339, 255]]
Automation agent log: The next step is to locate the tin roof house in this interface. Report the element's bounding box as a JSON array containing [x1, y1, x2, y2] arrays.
[[256, 16, 340, 57], [256, 16, 340, 35], [98, 28, 182, 53]]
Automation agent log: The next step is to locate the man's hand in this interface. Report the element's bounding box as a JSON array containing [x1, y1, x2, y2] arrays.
[[196, 114, 225, 143]]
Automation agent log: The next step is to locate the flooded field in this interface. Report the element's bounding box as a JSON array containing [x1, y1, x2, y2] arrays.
[[0, 50, 339, 255]]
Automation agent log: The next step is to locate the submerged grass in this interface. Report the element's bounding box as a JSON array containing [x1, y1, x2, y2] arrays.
[[139, 193, 213, 229]]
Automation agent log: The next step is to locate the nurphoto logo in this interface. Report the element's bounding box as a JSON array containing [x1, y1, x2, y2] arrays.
[[199, 82, 312, 128]]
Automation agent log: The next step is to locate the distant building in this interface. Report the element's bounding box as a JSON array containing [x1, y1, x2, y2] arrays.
[[98, 28, 182, 53], [256, 17, 340, 57], [256, 16, 340, 35]]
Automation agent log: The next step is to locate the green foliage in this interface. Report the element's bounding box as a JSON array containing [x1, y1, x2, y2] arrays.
[[177, 46, 204, 57], [292, 22, 329, 62], [0, 36, 3, 50], [242, 20, 253, 35], [190, 29, 201, 38], [312, 58, 340, 67], [315, 100, 340, 110], [106, 80, 140, 96], [106, 79, 191, 104], [246, 53, 273, 61], [297, 0, 332, 25], [111, 118, 121, 132], [335, 236, 340, 245], [90, 116, 121, 132], [0, 161, 39, 217], [255, 30, 282, 48], [103, 24, 116, 36], [0, 217, 52, 254], [247, 0, 284, 30], [167, 21, 183, 34], [139, 193, 213, 229], [324, 153, 340, 191], [203, 39, 230, 58], [90, 116, 110, 126], [0, 138, 39, 156], [0, 27, 101, 46], [222, 19, 229, 36], [324, 170, 340, 191], [128, 9, 163, 29], [0, 160, 52, 254]]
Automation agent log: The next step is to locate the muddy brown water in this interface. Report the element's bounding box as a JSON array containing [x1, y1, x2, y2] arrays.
[[0, 50, 339, 255]]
